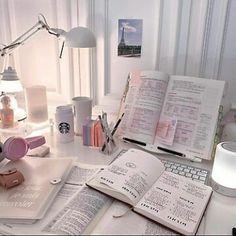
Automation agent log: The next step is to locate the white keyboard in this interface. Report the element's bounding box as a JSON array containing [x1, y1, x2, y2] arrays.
[[116, 149, 209, 185], [160, 159, 209, 185]]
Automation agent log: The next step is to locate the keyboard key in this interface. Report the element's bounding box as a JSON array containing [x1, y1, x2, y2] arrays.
[[192, 175, 199, 179], [186, 173, 192, 178], [200, 176, 206, 181], [198, 172, 207, 177]]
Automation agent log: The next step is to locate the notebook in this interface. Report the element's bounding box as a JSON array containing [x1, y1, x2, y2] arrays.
[[87, 148, 213, 235], [0, 157, 73, 223]]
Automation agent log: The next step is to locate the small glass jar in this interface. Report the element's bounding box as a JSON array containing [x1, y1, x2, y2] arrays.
[[0, 95, 14, 128]]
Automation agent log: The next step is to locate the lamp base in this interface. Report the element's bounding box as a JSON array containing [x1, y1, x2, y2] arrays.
[[210, 177, 236, 197]]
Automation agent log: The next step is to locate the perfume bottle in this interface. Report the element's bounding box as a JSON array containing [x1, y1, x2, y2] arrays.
[[0, 95, 14, 128]]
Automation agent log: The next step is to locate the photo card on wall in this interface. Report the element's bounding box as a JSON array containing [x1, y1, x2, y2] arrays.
[[118, 19, 143, 58]]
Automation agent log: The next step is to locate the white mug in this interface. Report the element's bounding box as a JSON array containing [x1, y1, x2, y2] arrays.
[[72, 97, 92, 135]]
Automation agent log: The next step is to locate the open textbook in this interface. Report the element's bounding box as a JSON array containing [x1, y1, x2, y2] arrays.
[[0, 157, 72, 222], [117, 71, 225, 160], [0, 163, 112, 235], [87, 148, 213, 235]]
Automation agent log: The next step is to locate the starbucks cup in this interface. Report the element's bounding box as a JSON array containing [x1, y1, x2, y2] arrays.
[[55, 105, 74, 143]]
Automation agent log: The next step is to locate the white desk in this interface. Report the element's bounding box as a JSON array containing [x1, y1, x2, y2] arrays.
[[1, 131, 236, 235], [44, 132, 236, 235]]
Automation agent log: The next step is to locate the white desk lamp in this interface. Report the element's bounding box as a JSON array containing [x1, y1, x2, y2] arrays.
[[0, 14, 96, 58], [0, 14, 96, 121], [211, 142, 236, 197]]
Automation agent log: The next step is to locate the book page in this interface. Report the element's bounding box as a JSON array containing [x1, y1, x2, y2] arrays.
[[0, 184, 81, 234], [118, 71, 169, 144], [65, 163, 103, 186], [92, 200, 177, 235], [155, 75, 225, 160], [42, 187, 112, 235], [135, 171, 212, 235], [94, 149, 165, 205], [0, 164, 106, 235]]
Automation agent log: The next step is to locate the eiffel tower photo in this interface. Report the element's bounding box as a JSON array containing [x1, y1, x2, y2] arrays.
[[118, 19, 142, 57]]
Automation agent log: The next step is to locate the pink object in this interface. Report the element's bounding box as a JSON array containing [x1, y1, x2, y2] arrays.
[[0, 168, 24, 189], [2, 136, 46, 161]]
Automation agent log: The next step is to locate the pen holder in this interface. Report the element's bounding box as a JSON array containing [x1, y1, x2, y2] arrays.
[[98, 112, 119, 155], [100, 136, 118, 155]]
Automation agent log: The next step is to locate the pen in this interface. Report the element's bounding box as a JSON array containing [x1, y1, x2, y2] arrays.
[[157, 146, 185, 157], [99, 115, 109, 152], [101, 113, 124, 152], [122, 137, 202, 162], [111, 113, 125, 136], [123, 137, 146, 146], [157, 146, 202, 162]]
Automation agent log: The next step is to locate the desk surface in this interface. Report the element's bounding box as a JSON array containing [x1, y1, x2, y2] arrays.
[[45, 132, 236, 235], [1, 132, 236, 235]]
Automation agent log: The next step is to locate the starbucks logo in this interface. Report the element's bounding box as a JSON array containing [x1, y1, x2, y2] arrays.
[[58, 122, 70, 134]]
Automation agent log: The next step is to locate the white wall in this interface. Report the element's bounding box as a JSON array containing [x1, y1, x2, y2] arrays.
[[1, 0, 236, 108], [106, 0, 158, 95], [95, 0, 236, 108]]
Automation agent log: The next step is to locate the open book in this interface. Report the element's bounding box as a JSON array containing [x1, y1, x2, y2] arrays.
[[87, 148, 213, 235], [117, 71, 225, 160], [0, 157, 72, 222]]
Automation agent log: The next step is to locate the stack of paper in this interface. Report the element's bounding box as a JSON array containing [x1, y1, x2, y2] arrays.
[[82, 119, 104, 147]]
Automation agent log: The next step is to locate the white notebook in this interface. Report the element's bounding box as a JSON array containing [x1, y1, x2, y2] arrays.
[[0, 157, 73, 223]]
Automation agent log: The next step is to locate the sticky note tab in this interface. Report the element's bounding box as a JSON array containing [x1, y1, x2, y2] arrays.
[[156, 118, 178, 146]]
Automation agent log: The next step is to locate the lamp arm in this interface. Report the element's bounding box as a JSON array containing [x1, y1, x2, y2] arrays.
[[0, 21, 44, 57], [0, 15, 60, 57]]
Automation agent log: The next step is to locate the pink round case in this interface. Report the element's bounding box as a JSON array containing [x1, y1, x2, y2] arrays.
[[2, 136, 46, 161]]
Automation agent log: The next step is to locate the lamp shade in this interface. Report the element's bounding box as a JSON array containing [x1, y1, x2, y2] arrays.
[[65, 27, 96, 48], [0, 66, 23, 93], [211, 142, 236, 197]]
